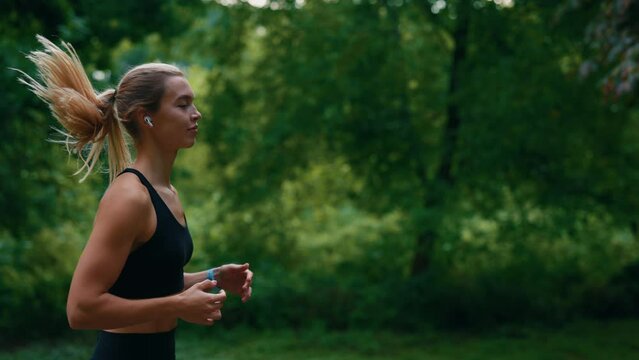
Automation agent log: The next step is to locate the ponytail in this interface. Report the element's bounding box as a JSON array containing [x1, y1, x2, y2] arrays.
[[15, 35, 131, 182]]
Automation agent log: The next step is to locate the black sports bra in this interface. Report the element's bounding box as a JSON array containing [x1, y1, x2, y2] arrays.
[[108, 168, 193, 299]]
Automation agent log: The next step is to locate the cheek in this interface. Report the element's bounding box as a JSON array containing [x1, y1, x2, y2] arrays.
[[156, 109, 182, 127], [168, 107, 189, 120]]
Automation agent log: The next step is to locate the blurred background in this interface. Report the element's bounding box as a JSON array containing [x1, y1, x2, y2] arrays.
[[1, 0, 639, 358]]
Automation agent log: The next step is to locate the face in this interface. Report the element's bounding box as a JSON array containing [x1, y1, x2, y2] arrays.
[[148, 76, 202, 150]]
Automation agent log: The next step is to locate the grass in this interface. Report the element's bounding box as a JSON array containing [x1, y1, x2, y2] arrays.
[[1, 319, 638, 359]]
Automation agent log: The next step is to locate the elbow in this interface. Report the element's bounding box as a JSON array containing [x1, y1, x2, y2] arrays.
[[66, 301, 92, 330], [67, 316, 82, 330], [67, 316, 86, 330], [66, 306, 85, 330]]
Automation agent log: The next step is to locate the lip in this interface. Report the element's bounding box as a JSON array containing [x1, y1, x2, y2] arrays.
[[188, 125, 198, 131]]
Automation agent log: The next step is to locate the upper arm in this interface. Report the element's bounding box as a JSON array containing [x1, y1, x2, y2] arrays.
[[68, 177, 153, 307]]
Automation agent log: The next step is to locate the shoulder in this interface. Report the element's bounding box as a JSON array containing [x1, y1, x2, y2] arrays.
[[97, 172, 152, 221], [88, 172, 154, 248]]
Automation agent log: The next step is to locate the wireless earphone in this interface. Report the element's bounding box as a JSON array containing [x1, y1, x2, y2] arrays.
[[144, 115, 153, 127]]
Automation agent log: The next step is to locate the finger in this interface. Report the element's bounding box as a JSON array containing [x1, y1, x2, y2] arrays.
[[243, 271, 253, 290], [229, 263, 249, 272], [210, 297, 226, 309], [204, 313, 220, 322], [242, 287, 252, 303], [197, 279, 217, 291], [210, 289, 227, 303], [241, 283, 250, 297]]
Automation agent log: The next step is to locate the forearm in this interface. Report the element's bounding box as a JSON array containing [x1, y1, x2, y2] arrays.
[[184, 267, 219, 290], [67, 292, 181, 330]]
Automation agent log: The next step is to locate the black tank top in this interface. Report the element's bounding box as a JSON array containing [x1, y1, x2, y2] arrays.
[[108, 168, 193, 299]]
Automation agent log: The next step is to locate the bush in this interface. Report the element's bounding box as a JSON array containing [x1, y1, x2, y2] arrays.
[[0, 224, 84, 344]]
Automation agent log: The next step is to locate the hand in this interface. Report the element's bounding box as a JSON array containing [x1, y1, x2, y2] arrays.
[[217, 263, 253, 303], [177, 279, 227, 326]]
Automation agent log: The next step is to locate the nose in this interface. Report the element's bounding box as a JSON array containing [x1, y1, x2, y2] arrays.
[[192, 105, 202, 122]]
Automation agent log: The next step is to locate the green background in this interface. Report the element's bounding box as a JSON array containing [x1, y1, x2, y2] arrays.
[[1, 0, 638, 357]]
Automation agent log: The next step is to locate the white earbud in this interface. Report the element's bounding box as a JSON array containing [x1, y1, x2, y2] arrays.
[[144, 115, 153, 127]]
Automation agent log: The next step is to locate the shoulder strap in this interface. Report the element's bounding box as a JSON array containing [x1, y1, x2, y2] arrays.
[[119, 168, 155, 191]]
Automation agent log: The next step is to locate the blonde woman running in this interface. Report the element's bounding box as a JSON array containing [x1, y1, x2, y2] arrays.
[[17, 36, 253, 360]]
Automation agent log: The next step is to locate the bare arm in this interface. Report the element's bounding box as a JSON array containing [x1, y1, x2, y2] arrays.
[[184, 269, 217, 290], [66, 177, 225, 329], [185, 264, 253, 303]]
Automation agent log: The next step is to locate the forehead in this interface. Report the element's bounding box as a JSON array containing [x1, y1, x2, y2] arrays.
[[162, 76, 194, 100]]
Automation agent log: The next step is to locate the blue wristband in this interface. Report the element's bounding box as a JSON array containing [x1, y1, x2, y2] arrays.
[[207, 268, 220, 292]]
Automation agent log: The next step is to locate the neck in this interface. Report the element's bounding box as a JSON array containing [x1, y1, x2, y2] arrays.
[[132, 140, 177, 188]]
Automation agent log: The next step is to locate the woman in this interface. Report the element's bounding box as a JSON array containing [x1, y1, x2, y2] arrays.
[[17, 35, 253, 359]]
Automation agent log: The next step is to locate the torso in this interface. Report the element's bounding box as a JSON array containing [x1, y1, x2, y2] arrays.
[[106, 169, 193, 334], [107, 318, 178, 334]]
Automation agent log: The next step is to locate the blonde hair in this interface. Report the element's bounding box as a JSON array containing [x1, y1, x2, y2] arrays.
[[16, 35, 183, 182]]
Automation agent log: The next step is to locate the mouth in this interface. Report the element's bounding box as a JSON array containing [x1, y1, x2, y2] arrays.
[[188, 124, 199, 131]]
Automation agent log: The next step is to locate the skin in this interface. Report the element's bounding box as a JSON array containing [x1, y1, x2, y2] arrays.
[[66, 76, 253, 333]]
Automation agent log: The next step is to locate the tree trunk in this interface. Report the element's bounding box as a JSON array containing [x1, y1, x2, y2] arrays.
[[411, 1, 470, 276]]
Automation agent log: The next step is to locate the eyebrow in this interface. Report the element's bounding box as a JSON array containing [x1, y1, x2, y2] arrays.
[[175, 94, 194, 102]]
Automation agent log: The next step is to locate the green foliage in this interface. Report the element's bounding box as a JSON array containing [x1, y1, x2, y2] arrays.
[[3, 0, 639, 344], [3, 320, 639, 359], [0, 222, 89, 341]]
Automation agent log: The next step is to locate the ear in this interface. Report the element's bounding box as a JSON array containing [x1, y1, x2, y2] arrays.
[[132, 108, 146, 124]]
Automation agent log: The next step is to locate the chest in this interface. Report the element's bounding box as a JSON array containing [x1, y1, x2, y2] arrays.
[[154, 186, 186, 227]]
